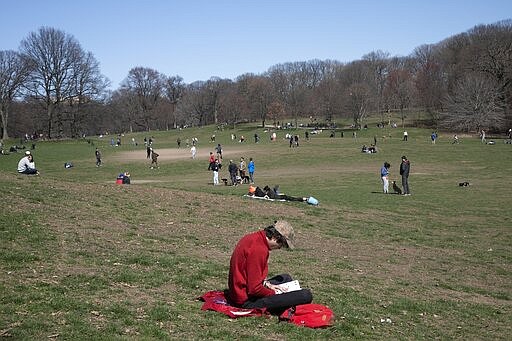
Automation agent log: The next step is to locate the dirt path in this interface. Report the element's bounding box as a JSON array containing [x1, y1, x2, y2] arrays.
[[112, 147, 258, 162]]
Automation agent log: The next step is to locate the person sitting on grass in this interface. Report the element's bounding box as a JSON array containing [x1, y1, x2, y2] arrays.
[[227, 220, 313, 314], [17, 151, 39, 175]]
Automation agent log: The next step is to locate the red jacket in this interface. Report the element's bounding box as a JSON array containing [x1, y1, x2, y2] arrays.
[[228, 230, 275, 306]]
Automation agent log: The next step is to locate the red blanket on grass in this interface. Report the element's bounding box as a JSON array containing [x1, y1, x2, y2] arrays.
[[199, 290, 268, 318]]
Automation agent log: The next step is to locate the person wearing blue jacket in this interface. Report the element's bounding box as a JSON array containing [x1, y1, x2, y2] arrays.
[[380, 161, 390, 194], [248, 158, 255, 184]]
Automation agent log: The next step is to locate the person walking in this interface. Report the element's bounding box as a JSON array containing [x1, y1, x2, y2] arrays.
[[380, 162, 390, 194], [95, 148, 102, 167], [150, 149, 159, 169], [248, 157, 255, 184], [399, 156, 411, 196]]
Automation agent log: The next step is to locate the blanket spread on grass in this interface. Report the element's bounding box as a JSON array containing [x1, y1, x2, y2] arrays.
[[198, 290, 268, 318], [243, 194, 286, 202]]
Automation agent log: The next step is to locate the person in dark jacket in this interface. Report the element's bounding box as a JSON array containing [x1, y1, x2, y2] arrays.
[[263, 185, 306, 202], [228, 160, 239, 186], [399, 155, 411, 195]]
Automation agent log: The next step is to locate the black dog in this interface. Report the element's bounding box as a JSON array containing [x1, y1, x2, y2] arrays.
[[459, 181, 470, 187], [392, 181, 402, 195]]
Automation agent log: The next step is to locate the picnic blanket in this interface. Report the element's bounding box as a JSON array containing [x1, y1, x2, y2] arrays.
[[243, 194, 286, 202], [198, 290, 268, 318], [244, 194, 319, 205]]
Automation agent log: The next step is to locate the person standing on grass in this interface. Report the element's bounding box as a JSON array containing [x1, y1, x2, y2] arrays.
[[380, 162, 390, 194], [211, 158, 220, 185], [248, 157, 255, 184], [95, 148, 102, 167], [208, 152, 215, 170], [227, 220, 313, 314], [191, 145, 197, 159], [239, 157, 246, 180], [403, 131, 408, 141], [228, 160, 238, 186], [399, 156, 411, 196], [215, 143, 223, 162], [431, 132, 437, 144], [481, 129, 486, 144]]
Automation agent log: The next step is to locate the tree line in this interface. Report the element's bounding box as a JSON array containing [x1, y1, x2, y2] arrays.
[[1, 21, 511, 139]]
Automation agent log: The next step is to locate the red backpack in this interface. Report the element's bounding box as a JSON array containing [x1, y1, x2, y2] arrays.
[[279, 303, 334, 328]]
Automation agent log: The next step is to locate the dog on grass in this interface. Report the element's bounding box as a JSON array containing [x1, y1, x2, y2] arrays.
[[459, 181, 470, 187], [392, 181, 402, 195]]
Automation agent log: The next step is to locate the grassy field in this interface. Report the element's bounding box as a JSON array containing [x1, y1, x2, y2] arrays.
[[0, 121, 511, 340]]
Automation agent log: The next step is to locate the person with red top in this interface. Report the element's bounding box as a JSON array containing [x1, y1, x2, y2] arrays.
[[227, 220, 312, 313]]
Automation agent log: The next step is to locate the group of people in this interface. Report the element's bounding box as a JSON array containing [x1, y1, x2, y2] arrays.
[[380, 156, 411, 195], [209, 154, 255, 186]]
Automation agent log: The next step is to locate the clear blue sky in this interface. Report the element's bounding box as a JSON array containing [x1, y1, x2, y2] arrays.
[[2, 0, 510, 89]]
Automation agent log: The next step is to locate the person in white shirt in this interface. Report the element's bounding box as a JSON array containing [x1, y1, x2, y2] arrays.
[[191, 145, 197, 159], [17, 151, 39, 175]]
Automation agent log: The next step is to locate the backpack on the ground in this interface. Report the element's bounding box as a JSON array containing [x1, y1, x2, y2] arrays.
[[279, 303, 334, 328]]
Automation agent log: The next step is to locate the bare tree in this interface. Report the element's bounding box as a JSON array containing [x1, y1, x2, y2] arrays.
[[20, 27, 85, 138], [162, 75, 185, 130], [67, 51, 110, 137], [363, 51, 390, 124], [412, 44, 445, 125], [441, 74, 506, 132], [0, 50, 31, 139], [121, 67, 163, 131], [247, 76, 273, 127], [384, 57, 416, 127], [345, 82, 372, 128]]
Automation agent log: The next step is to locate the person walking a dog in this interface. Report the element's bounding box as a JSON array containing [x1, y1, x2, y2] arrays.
[[399, 156, 411, 196], [227, 220, 313, 313], [228, 160, 239, 186], [380, 161, 391, 194]]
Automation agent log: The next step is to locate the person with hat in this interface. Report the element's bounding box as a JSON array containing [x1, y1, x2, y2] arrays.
[[17, 151, 39, 175], [227, 220, 313, 313], [399, 156, 411, 196]]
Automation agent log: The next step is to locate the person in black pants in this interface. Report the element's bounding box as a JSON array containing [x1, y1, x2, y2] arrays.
[[227, 221, 312, 314], [399, 155, 411, 195]]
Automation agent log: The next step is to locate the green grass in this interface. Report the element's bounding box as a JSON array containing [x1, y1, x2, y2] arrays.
[[0, 118, 511, 340]]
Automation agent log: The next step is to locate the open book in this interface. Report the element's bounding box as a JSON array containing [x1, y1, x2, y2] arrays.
[[274, 280, 301, 294]]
